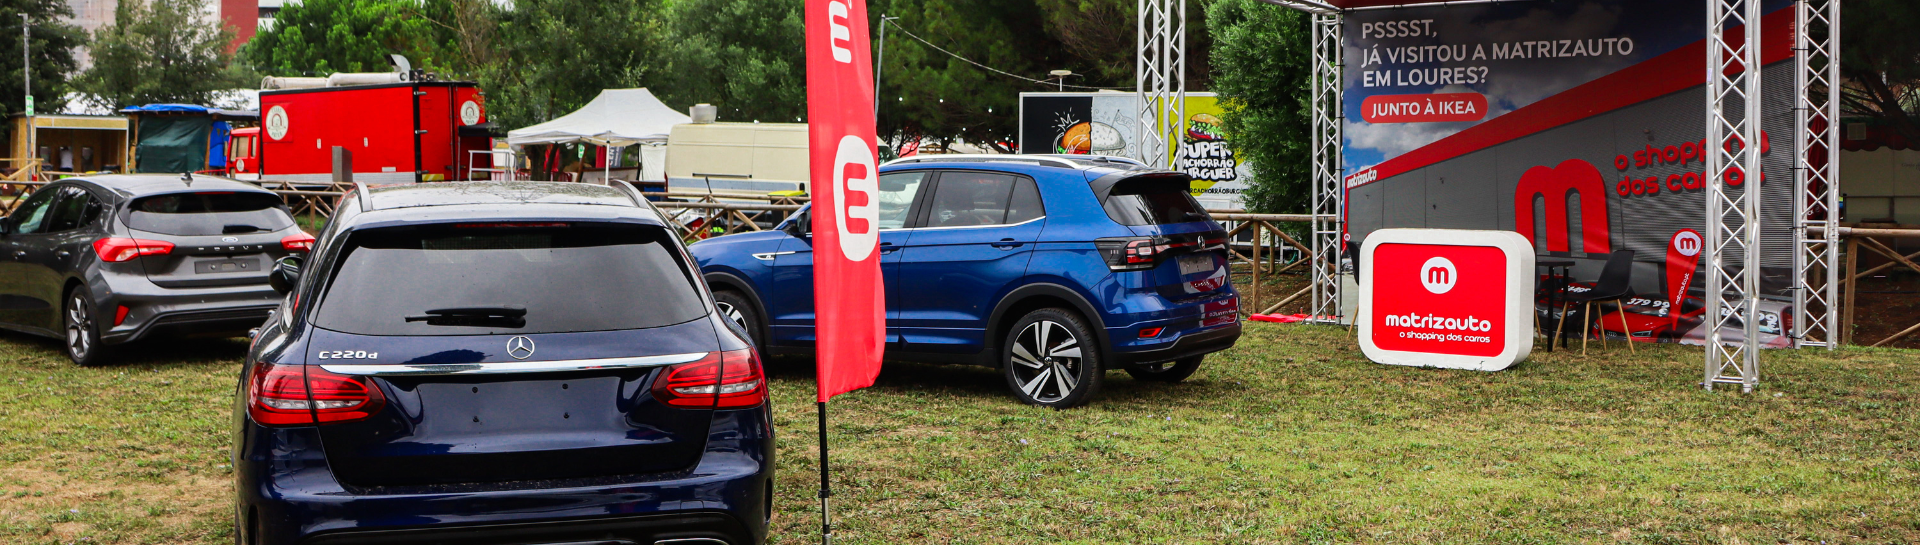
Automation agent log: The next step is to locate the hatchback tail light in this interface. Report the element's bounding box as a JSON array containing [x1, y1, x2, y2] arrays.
[[93, 238, 174, 262], [652, 349, 766, 409], [281, 232, 315, 252], [247, 362, 385, 426]]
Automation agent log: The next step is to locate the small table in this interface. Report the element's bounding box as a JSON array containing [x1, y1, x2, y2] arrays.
[[1536, 260, 1576, 352]]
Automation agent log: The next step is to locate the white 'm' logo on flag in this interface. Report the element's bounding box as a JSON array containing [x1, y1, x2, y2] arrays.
[[833, 135, 879, 260], [828, 0, 853, 63], [1673, 230, 1701, 257]]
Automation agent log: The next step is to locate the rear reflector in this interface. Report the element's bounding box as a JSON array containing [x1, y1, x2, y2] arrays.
[[652, 348, 766, 409], [92, 238, 174, 262], [247, 362, 385, 426], [1138, 327, 1164, 338], [114, 306, 129, 326], [281, 232, 315, 252]]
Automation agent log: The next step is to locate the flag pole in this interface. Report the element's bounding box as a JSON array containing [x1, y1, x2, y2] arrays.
[[817, 400, 833, 544]]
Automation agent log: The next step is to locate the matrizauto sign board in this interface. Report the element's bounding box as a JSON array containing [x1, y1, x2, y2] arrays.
[[1359, 229, 1535, 371]]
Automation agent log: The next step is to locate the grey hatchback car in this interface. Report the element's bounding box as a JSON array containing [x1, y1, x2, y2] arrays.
[[0, 175, 309, 365]]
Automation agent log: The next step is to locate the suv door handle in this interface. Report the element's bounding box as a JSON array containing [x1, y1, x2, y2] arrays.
[[11, 251, 22, 258], [879, 242, 900, 254], [990, 238, 1023, 249], [56, 250, 70, 258]]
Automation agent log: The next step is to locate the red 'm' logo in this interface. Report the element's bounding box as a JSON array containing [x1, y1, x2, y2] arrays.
[[1514, 159, 1611, 254]]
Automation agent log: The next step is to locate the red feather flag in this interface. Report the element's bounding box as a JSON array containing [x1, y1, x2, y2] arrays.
[[805, 0, 882, 540], [807, 0, 885, 402]]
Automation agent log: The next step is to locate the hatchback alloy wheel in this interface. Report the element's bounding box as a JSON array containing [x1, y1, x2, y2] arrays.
[[64, 290, 107, 366], [716, 301, 746, 329], [1003, 308, 1102, 408]]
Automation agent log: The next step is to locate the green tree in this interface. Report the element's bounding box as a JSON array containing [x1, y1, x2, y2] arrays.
[[1032, 0, 1214, 89], [242, 0, 455, 76], [0, 0, 84, 120], [1205, 0, 1308, 213], [1841, 0, 1920, 144], [72, 0, 242, 109], [871, 0, 1073, 152], [656, 0, 805, 124], [476, 0, 662, 131]]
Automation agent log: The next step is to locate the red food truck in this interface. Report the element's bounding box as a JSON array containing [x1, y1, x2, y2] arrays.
[[228, 78, 493, 184]]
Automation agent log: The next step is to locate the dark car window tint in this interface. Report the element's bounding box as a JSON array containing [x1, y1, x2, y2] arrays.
[[313, 223, 709, 336], [1102, 176, 1209, 226], [46, 187, 96, 232], [876, 172, 927, 230], [7, 188, 58, 234], [926, 172, 1014, 228], [128, 192, 295, 236], [1004, 177, 1045, 224]]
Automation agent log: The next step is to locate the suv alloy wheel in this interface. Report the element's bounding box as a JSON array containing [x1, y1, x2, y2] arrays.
[[1002, 308, 1102, 408]]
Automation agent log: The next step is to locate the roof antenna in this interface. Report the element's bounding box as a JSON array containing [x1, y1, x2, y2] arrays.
[[180, 172, 192, 186]]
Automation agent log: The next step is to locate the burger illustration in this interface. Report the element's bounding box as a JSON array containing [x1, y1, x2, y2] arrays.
[[1187, 113, 1224, 141], [1057, 121, 1125, 154]]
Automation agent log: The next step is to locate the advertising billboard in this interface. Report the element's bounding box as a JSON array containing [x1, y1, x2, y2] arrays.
[[1017, 92, 1249, 210], [1341, 0, 1798, 345]]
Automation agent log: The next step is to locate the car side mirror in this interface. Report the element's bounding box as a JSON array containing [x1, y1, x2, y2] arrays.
[[0, 220, 10, 236], [783, 213, 811, 238], [269, 255, 303, 295]]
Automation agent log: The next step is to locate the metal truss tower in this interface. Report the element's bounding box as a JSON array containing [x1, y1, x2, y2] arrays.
[[1136, 0, 1186, 170], [1308, 12, 1344, 323], [1792, 0, 1841, 350], [1704, 0, 1765, 391]]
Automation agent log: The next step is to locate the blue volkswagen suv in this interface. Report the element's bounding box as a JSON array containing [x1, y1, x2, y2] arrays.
[[234, 182, 771, 544], [691, 155, 1241, 408]]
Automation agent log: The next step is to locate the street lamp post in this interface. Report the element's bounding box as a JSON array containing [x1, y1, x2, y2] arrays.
[[1047, 70, 1076, 92], [873, 15, 899, 121]]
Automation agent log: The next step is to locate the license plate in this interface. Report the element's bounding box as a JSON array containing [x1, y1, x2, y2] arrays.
[[1178, 254, 1213, 276], [194, 258, 257, 274]]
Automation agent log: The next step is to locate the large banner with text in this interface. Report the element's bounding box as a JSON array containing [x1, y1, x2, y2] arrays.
[[1342, 0, 1798, 346]]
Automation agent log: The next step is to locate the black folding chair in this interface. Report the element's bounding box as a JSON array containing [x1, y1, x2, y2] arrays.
[[1555, 250, 1637, 355]]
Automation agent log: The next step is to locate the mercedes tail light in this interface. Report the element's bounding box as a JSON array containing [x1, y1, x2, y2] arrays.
[[247, 362, 385, 426], [281, 232, 315, 252], [652, 349, 766, 409], [93, 238, 174, 262]]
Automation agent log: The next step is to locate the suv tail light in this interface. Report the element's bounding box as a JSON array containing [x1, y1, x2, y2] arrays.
[[93, 238, 174, 262], [247, 362, 386, 426], [652, 349, 766, 409], [1095, 233, 1226, 271], [281, 232, 316, 252]]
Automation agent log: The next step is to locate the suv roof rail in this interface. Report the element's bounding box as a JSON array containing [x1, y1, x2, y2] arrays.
[[353, 181, 372, 212], [1033, 154, 1146, 166], [881, 154, 1081, 169]]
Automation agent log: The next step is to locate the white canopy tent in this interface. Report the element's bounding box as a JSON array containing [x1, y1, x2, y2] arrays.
[[506, 88, 690, 183]]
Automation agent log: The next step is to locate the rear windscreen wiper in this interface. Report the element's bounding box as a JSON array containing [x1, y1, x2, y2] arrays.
[[405, 307, 528, 328]]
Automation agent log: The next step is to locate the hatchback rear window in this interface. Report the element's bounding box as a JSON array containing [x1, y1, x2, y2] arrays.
[[128, 192, 295, 236], [312, 223, 708, 336], [1102, 176, 1209, 226]]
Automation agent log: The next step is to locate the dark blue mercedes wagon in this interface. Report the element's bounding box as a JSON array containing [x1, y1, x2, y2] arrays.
[[233, 181, 771, 545]]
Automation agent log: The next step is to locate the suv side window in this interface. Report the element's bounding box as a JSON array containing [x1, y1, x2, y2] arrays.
[[7, 187, 60, 234], [875, 171, 928, 230], [45, 186, 98, 233], [1004, 177, 1044, 224], [924, 172, 1016, 228]]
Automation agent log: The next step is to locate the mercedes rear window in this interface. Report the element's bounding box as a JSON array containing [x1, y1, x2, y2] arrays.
[[1101, 176, 1210, 226], [127, 192, 295, 236], [312, 222, 708, 336]]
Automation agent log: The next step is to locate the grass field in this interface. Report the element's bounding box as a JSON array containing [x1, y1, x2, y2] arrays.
[[1, 323, 1916, 544]]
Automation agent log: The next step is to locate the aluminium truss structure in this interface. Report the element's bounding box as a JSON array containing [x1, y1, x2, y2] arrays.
[[1136, 0, 1186, 170], [1792, 0, 1841, 352], [1308, 12, 1344, 323], [1703, 0, 1765, 392]]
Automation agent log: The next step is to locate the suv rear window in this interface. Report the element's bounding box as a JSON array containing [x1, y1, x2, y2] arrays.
[[128, 192, 295, 236], [1102, 176, 1209, 226], [312, 223, 708, 336]]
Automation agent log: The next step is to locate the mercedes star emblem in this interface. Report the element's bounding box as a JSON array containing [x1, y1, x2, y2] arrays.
[[506, 336, 536, 360]]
